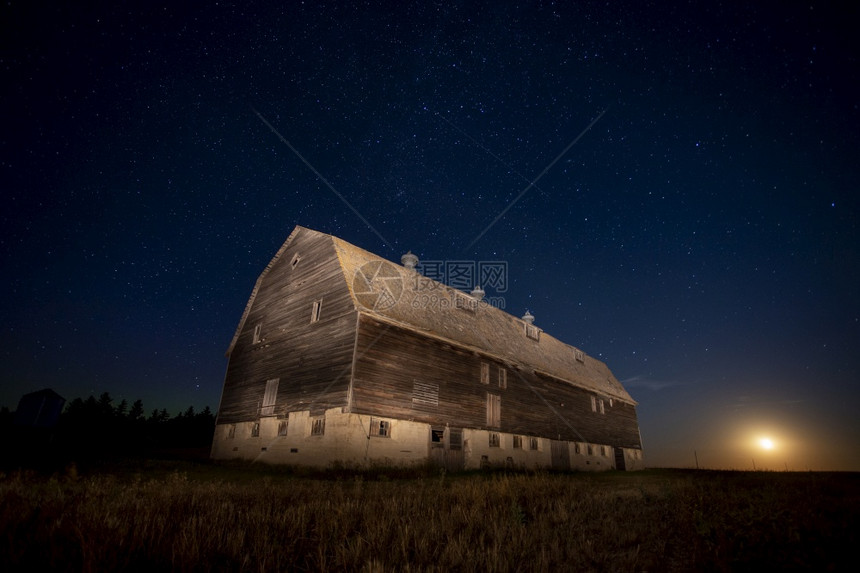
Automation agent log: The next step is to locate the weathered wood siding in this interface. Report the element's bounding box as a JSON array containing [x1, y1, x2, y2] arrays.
[[351, 315, 642, 449], [216, 230, 357, 424]]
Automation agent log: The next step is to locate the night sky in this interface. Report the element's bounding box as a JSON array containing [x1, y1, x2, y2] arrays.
[[3, 1, 858, 470]]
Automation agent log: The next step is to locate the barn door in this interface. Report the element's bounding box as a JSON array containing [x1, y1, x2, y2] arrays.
[[614, 447, 626, 471], [550, 440, 570, 470], [429, 427, 465, 472]]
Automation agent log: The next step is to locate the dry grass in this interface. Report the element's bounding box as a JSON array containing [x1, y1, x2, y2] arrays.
[[0, 463, 856, 572]]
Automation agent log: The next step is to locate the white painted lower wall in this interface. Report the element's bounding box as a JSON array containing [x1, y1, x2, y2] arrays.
[[210, 408, 643, 471], [211, 408, 431, 468]]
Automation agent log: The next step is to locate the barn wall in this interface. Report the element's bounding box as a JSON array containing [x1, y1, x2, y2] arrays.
[[215, 230, 357, 425], [621, 447, 647, 471], [351, 316, 642, 450], [211, 408, 434, 467], [460, 431, 619, 471], [211, 412, 632, 472]]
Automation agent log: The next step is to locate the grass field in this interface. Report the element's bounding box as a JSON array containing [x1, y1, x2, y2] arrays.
[[1, 460, 857, 572]]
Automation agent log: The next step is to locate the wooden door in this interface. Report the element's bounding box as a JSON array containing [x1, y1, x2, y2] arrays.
[[614, 447, 626, 471], [429, 427, 465, 472], [550, 440, 570, 470]]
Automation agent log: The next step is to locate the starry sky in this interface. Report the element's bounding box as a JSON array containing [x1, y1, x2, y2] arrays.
[[2, 1, 858, 470]]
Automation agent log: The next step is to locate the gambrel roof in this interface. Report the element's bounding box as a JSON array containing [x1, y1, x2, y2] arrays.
[[227, 226, 635, 405]]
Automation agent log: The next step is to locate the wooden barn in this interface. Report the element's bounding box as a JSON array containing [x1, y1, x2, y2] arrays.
[[211, 226, 644, 471]]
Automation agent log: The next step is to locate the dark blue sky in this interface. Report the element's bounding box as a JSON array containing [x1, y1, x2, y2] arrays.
[[2, 1, 858, 469]]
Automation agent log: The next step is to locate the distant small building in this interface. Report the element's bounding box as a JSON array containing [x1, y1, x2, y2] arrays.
[[212, 226, 644, 470], [14, 388, 66, 429]]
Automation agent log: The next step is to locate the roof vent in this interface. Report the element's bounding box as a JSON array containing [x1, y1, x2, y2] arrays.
[[522, 310, 535, 324], [470, 285, 485, 301], [401, 251, 418, 270]]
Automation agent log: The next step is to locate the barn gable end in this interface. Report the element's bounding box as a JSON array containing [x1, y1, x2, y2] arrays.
[[214, 227, 358, 427]]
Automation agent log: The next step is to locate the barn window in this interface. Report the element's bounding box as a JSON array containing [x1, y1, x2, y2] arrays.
[[498, 367, 507, 389], [448, 428, 463, 450], [575, 349, 585, 362], [486, 393, 501, 427], [311, 417, 325, 436], [529, 437, 539, 451], [277, 420, 288, 436], [261, 378, 279, 416], [290, 253, 301, 269], [587, 444, 593, 456], [430, 427, 445, 447], [513, 435, 523, 449], [525, 323, 540, 341], [574, 442, 581, 454], [371, 418, 391, 438], [310, 299, 322, 323], [251, 421, 260, 437], [590, 396, 597, 412], [601, 446, 607, 456], [253, 323, 262, 344], [480, 362, 490, 384], [489, 432, 501, 447], [599, 399, 605, 414], [227, 424, 236, 439]]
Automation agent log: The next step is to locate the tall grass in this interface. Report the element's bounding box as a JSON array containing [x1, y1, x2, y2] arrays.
[[1, 464, 856, 571]]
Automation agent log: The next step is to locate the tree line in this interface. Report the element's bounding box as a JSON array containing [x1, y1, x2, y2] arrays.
[[1, 392, 215, 469]]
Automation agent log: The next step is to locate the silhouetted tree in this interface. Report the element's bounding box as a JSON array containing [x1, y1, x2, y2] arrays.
[[97, 392, 114, 418], [129, 399, 144, 421]]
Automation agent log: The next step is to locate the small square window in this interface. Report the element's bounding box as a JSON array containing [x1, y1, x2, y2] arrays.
[[575, 349, 585, 362], [371, 418, 391, 438], [311, 417, 325, 436], [525, 323, 540, 341], [529, 437, 539, 451], [431, 427, 445, 447], [489, 432, 501, 447], [513, 435, 523, 449]]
